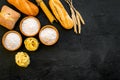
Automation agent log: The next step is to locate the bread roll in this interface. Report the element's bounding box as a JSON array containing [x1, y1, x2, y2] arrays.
[[49, 0, 73, 29], [0, 5, 21, 30], [7, 0, 39, 16]]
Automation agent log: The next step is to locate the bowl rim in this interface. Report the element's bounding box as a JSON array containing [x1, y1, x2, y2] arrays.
[[2, 30, 22, 51], [19, 16, 41, 37], [39, 25, 59, 46]]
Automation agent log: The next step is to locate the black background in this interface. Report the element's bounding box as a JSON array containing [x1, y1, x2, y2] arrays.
[[0, 0, 120, 80]]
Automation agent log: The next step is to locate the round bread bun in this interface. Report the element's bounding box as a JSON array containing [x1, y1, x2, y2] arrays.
[[20, 16, 40, 36], [39, 25, 59, 46], [2, 31, 22, 51]]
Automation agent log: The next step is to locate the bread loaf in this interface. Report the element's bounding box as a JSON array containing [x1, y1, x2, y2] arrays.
[[7, 0, 39, 16], [49, 0, 73, 29], [0, 5, 21, 30]]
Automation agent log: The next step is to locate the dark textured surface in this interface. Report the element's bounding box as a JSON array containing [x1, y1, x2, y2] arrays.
[[0, 0, 120, 80]]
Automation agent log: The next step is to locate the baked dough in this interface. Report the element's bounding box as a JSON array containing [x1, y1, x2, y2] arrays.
[[7, 0, 39, 16], [49, 0, 73, 29], [0, 5, 20, 30]]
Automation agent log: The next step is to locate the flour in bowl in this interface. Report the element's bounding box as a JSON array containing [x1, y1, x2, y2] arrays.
[[4, 33, 21, 50], [39, 27, 58, 45], [21, 17, 40, 36]]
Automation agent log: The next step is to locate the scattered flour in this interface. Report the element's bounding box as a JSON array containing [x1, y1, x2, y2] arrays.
[[22, 18, 39, 36], [39, 28, 57, 45], [4, 33, 21, 50]]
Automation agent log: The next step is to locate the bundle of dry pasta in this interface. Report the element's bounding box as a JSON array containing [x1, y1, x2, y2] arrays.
[[65, 0, 85, 34], [36, 0, 56, 23]]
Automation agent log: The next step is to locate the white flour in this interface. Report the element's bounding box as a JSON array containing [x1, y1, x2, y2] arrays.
[[39, 28, 57, 44], [4, 33, 21, 50], [22, 18, 39, 36]]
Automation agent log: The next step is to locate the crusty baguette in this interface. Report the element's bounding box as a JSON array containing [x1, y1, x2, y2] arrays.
[[0, 5, 21, 30], [7, 0, 39, 16], [49, 0, 73, 29]]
